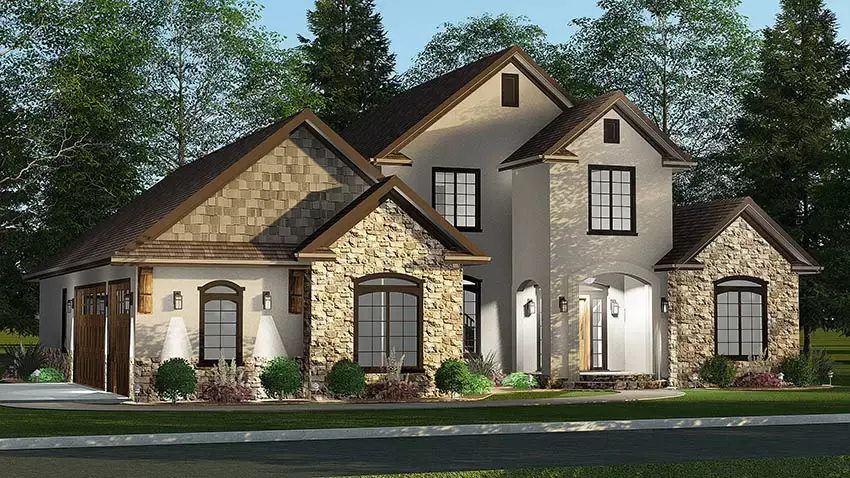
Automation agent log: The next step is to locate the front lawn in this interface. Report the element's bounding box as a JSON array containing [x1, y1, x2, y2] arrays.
[[483, 390, 614, 401], [1, 387, 849, 438], [351, 455, 850, 477]]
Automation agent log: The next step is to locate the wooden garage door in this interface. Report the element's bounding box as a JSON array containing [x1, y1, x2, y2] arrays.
[[74, 283, 107, 389], [108, 280, 131, 396]]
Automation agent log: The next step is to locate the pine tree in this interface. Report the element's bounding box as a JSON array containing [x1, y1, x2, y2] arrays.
[[299, 0, 399, 129], [735, 0, 850, 351]]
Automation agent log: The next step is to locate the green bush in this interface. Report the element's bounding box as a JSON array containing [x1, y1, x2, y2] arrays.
[[466, 351, 500, 380], [326, 359, 366, 397], [502, 372, 533, 390], [3, 344, 45, 380], [260, 357, 302, 399], [462, 373, 493, 395], [435, 359, 470, 395], [809, 349, 834, 384], [698, 355, 737, 387], [25, 367, 64, 383], [777, 354, 817, 386], [154, 358, 196, 402]]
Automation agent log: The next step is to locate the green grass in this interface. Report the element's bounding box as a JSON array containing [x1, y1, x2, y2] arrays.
[[2, 387, 850, 438], [351, 455, 850, 477], [0, 332, 37, 346], [483, 390, 613, 401], [808, 329, 850, 385]]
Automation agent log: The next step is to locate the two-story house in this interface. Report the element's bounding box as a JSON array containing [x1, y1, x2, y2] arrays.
[[26, 47, 819, 399]]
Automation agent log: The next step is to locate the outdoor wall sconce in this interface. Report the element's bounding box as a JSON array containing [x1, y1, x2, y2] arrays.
[[661, 297, 669, 314], [263, 291, 272, 311], [610, 299, 620, 317], [66, 298, 74, 313], [172, 291, 183, 310], [524, 299, 536, 317], [558, 296, 568, 313]]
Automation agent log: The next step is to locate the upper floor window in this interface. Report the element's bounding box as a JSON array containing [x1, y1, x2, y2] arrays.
[[715, 277, 767, 360], [501, 73, 519, 107], [433, 167, 481, 232], [604, 119, 620, 143], [588, 165, 636, 235]]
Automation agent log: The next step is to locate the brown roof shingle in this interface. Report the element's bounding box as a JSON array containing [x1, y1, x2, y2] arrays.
[[113, 241, 297, 262]]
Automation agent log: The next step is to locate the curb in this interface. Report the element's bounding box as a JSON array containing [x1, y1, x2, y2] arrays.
[[2, 412, 850, 450]]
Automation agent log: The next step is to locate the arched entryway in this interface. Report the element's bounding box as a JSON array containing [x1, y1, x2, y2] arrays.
[[516, 280, 542, 372]]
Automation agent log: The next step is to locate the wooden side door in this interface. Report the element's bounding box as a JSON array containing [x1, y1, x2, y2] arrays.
[[578, 297, 590, 371], [73, 283, 107, 389], [107, 279, 132, 396]]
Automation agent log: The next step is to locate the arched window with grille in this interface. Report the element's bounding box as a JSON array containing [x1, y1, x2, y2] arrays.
[[355, 273, 423, 372], [199, 280, 244, 365], [715, 277, 767, 359]]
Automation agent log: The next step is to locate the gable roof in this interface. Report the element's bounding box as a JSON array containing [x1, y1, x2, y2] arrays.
[[341, 46, 576, 162], [296, 176, 489, 264], [500, 91, 694, 171], [655, 197, 820, 274], [25, 110, 384, 280]]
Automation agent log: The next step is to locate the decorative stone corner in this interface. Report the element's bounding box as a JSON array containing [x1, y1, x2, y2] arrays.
[[667, 217, 800, 386]]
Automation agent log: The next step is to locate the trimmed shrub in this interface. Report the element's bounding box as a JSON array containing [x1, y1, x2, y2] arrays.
[[365, 380, 421, 401], [462, 373, 493, 396], [809, 349, 835, 384], [698, 355, 736, 387], [502, 372, 533, 390], [154, 358, 196, 402], [198, 358, 251, 403], [326, 359, 366, 398], [733, 371, 781, 388], [777, 354, 816, 386], [435, 359, 470, 395], [260, 357, 303, 399], [25, 367, 64, 383]]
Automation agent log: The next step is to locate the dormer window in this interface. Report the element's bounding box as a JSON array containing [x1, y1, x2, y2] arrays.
[[501, 73, 519, 107], [588, 165, 636, 235], [604, 119, 620, 143]]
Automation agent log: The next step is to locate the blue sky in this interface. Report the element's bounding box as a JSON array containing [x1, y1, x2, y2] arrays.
[[256, 0, 850, 72]]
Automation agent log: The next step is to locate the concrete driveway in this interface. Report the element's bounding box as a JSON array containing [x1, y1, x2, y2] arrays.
[[0, 383, 126, 404]]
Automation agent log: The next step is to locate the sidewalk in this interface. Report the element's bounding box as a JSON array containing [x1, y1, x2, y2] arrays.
[[2, 411, 849, 451], [3, 389, 682, 412]]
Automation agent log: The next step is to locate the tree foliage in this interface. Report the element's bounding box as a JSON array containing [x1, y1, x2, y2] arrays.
[[402, 13, 556, 88], [299, 0, 398, 129], [733, 0, 850, 348]]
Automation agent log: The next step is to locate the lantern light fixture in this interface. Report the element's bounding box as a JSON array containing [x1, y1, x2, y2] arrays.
[[524, 299, 536, 317], [610, 299, 620, 317], [661, 297, 669, 314], [262, 291, 272, 311], [173, 291, 183, 310], [66, 298, 74, 314]]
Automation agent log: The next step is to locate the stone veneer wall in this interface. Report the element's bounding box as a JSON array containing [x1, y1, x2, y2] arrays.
[[667, 217, 800, 386], [133, 357, 275, 402], [157, 126, 368, 244], [307, 199, 464, 395]]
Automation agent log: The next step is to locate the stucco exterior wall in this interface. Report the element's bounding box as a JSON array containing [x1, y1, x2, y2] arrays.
[[157, 126, 369, 244], [666, 217, 800, 386], [307, 199, 464, 392], [385, 62, 562, 372], [548, 109, 672, 380]]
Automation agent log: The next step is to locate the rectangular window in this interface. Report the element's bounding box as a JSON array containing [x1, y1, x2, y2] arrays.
[[432, 167, 481, 231], [588, 165, 636, 235], [604, 118, 620, 143], [463, 277, 481, 355], [289, 269, 305, 314], [501, 73, 519, 107]]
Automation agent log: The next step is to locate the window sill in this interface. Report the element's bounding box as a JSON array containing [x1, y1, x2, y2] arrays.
[[456, 227, 482, 233], [717, 355, 761, 362], [197, 359, 244, 368], [587, 230, 638, 237]]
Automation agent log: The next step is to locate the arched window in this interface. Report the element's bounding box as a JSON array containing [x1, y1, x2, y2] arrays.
[[199, 281, 244, 365], [715, 277, 767, 359], [355, 273, 422, 372], [463, 276, 481, 355]]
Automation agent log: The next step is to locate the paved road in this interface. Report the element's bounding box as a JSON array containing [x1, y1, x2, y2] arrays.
[[2, 423, 850, 477]]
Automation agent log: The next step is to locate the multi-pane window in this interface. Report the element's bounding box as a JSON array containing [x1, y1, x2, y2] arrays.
[[463, 277, 481, 355], [433, 168, 480, 231], [356, 275, 422, 371], [588, 165, 636, 234], [716, 278, 767, 359], [199, 281, 243, 364], [590, 297, 605, 369]]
